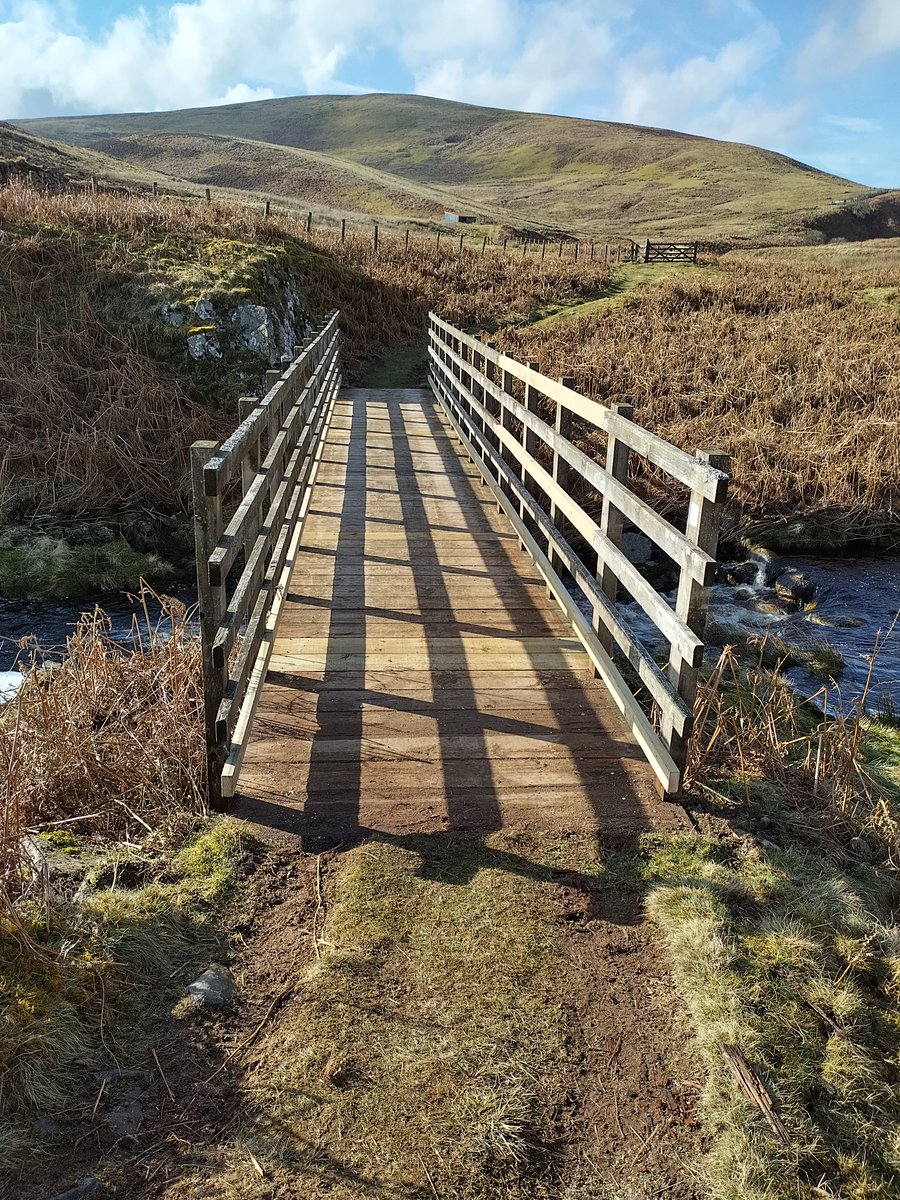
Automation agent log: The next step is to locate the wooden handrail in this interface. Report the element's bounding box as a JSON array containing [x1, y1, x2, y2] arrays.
[[192, 311, 342, 808], [427, 312, 729, 795]]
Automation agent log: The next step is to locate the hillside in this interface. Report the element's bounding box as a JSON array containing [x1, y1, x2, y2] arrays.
[[16, 93, 876, 242]]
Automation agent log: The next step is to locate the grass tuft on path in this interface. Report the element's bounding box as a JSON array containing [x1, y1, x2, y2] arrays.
[[212, 834, 590, 1199]]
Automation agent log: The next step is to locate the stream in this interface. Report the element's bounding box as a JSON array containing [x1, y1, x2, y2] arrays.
[[0, 557, 897, 711]]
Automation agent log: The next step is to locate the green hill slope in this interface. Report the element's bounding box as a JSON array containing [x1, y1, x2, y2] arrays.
[[16, 93, 876, 242]]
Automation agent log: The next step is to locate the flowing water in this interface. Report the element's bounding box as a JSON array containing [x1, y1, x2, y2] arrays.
[[0, 584, 197, 697], [0, 557, 897, 710]]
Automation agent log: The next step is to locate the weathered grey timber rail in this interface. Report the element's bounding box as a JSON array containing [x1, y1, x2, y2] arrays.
[[427, 312, 729, 793], [643, 241, 698, 264], [191, 313, 341, 808]]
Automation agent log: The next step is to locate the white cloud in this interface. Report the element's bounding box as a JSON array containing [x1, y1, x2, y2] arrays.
[[798, 0, 900, 78], [0, 0, 381, 116], [408, 0, 621, 113], [824, 114, 881, 135]]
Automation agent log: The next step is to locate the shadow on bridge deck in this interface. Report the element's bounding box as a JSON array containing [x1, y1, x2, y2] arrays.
[[233, 386, 689, 854]]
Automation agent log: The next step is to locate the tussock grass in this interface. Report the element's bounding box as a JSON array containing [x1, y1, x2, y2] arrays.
[[0, 822, 246, 1174], [687, 647, 900, 858], [206, 836, 577, 1199], [643, 836, 900, 1199], [0, 586, 205, 889], [496, 248, 900, 545], [0, 180, 610, 530]]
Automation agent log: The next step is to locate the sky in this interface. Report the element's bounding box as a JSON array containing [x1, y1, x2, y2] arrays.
[[0, 0, 898, 186]]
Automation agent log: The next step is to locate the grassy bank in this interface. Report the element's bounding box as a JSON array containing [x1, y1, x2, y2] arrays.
[[495, 244, 900, 550]]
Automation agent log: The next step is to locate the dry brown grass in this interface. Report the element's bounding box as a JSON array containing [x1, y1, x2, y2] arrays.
[[0, 181, 611, 520], [0, 588, 205, 888], [495, 252, 900, 542]]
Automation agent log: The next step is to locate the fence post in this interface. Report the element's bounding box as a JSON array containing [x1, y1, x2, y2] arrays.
[[459, 232, 464, 252], [547, 377, 574, 578], [558, 239, 563, 258], [573, 242, 579, 262], [662, 448, 731, 785], [152, 181, 158, 198], [541, 242, 546, 262], [594, 403, 634, 654], [340, 218, 346, 242], [373, 223, 379, 252], [306, 211, 312, 234], [503, 237, 508, 252], [481, 235, 487, 256], [264, 200, 271, 217], [437, 229, 442, 249], [644, 240, 650, 263], [191, 440, 227, 811], [90, 175, 97, 196], [405, 227, 410, 250]]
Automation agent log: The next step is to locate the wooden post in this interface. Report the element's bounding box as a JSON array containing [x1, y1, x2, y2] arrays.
[[481, 235, 487, 255], [405, 227, 410, 250], [264, 200, 271, 217], [645, 239, 650, 263], [522, 240, 527, 257], [373, 223, 379, 251], [503, 237, 508, 252], [520, 360, 541, 530], [437, 229, 442, 248], [573, 241, 579, 262], [662, 449, 731, 785], [306, 211, 312, 234], [548, 377, 575, 578], [604, 244, 608, 263], [459, 232, 464, 252], [541, 241, 546, 261], [341, 218, 346, 242], [152, 180, 158, 198], [558, 239, 563, 258], [205, 187, 212, 203], [594, 404, 634, 654], [237, 398, 260, 495], [191, 440, 227, 811], [90, 175, 97, 196]]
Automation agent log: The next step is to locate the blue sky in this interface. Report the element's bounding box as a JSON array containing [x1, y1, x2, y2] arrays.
[[0, 0, 898, 186]]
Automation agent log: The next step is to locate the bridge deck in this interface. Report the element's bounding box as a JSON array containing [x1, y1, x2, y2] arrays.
[[235, 388, 688, 839]]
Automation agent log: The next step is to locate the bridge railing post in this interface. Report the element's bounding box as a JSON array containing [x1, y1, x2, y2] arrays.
[[662, 447, 731, 780], [548, 379, 574, 578], [594, 403, 634, 654], [191, 439, 227, 811]]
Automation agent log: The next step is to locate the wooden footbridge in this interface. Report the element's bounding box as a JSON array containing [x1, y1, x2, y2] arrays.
[[191, 313, 728, 836]]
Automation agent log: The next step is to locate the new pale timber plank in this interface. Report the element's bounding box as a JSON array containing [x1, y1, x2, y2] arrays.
[[235, 388, 688, 839]]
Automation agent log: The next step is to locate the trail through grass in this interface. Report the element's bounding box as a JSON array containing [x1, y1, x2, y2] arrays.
[[528, 262, 705, 326]]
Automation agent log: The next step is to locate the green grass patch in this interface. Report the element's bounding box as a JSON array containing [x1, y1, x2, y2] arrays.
[[642, 835, 900, 1199], [529, 262, 706, 326], [0, 821, 249, 1176], [221, 834, 585, 1199], [0, 535, 172, 599]]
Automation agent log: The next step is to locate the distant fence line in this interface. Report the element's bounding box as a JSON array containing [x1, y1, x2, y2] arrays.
[[1, 168, 698, 265]]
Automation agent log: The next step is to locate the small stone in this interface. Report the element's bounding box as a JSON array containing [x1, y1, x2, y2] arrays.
[[848, 836, 874, 862], [184, 963, 235, 1007], [32, 1115, 59, 1135], [160, 303, 184, 327], [774, 568, 816, 607], [726, 560, 761, 585], [757, 838, 781, 854], [194, 298, 215, 321], [49, 1180, 104, 1200]]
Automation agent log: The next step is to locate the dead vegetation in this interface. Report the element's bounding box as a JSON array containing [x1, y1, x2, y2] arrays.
[[0, 588, 206, 890], [495, 249, 900, 546], [0, 180, 610, 526]]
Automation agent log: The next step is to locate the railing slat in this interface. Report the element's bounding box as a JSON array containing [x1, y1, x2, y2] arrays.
[[428, 312, 728, 794]]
